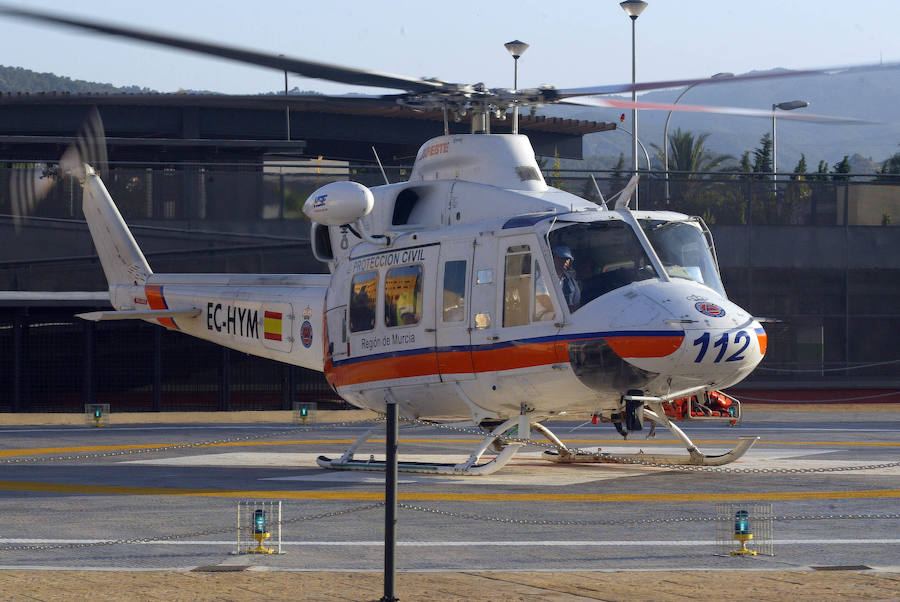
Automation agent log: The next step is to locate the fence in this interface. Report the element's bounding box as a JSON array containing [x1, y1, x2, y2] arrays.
[[1, 163, 899, 411], [0, 307, 343, 413]]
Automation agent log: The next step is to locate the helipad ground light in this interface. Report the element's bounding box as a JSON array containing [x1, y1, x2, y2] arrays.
[[236, 500, 283, 555], [248, 508, 274, 554], [84, 404, 109, 427], [293, 402, 317, 425], [715, 503, 773, 557], [731, 509, 756, 556]]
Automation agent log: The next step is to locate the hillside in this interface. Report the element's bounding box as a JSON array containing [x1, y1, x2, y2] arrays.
[[0, 64, 152, 94], [544, 67, 900, 170], [3, 64, 898, 169]]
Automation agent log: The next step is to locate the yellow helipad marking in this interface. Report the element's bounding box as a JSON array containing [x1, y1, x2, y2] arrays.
[[2, 438, 898, 458], [0, 479, 898, 502]]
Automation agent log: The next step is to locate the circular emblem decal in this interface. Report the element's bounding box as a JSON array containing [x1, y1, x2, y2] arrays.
[[695, 301, 726, 318], [300, 320, 314, 348]]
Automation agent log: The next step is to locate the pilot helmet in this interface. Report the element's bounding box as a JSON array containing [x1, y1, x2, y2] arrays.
[[553, 246, 574, 260]]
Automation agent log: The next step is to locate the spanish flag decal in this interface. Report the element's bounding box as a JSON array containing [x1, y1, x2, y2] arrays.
[[264, 311, 283, 341]]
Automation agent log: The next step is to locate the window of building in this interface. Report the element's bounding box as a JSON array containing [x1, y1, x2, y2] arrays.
[[442, 260, 467, 322], [349, 271, 377, 333], [503, 244, 532, 327], [385, 265, 423, 327]]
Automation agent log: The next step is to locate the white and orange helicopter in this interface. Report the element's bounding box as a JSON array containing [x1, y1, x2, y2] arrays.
[[2, 5, 891, 475]]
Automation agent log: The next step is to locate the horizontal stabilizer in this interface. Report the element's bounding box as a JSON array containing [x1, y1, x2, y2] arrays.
[[76, 308, 201, 322]]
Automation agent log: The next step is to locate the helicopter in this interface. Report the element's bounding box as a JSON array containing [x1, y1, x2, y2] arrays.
[[1, 5, 892, 475]]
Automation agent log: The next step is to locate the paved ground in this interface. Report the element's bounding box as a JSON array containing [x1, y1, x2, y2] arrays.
[[0, 405, 899, 600]]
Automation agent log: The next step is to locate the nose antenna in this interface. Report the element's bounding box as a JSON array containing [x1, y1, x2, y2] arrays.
[[590, 174, 608, 211]]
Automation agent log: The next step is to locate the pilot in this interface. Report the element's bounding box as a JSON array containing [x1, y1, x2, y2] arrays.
[[553, 246, 581, 310]]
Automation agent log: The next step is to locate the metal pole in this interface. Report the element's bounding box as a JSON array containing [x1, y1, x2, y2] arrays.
[[153, 327, 162, 411], [280, 55, 290, 141], [618, 126, 651, 175], [382, 396, 398, 602], [83, 320, 95, 407], [772, 104, 777, 194], [663, 84, 697, 204], [631, 16, 639, 208], [512, 57, 519, 135], [13, 312, 24, 412]]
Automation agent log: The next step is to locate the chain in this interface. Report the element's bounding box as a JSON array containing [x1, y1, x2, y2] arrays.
[[0, 418, 385, 465], [0, 503, 383, 552], [399, 416, 900, 474], [3, 413, 895, 475], [398, 503, 900, 526]]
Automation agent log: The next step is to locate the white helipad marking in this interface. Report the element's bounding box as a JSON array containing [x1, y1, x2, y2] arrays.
[[120, 448, 898, 483]]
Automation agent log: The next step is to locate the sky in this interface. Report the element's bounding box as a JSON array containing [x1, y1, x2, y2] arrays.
[[0, 0, 898, 97]]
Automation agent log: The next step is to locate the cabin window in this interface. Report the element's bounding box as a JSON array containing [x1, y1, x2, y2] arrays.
[[385, 265, 424, 327], [533, 259, 556, 322], [442, 260, 467, 322], [503, 244, 532, 327], [349, 271, 378, 333], [515, 166, 543, 182]]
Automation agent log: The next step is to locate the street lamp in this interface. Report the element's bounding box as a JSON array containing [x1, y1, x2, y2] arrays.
[[620, 0, 647, 208], [663, 72, 733, 203], [504, 40, 529, 135], [772, 99, 809, 191], [279, 54, 290, 141], [617, 124, 652, 177]]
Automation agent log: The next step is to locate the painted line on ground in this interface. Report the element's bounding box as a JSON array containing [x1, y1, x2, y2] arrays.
[[1, 480, 900, 502], [3, 437, 900, 458], [2, 539, 899, 547]]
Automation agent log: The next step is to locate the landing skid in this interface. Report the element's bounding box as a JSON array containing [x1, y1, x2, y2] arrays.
[[316, 416, 528, 476], [542, 404, 759, 467]]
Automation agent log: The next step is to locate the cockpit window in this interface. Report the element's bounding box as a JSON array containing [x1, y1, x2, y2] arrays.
[[641, 219, 725, 297], [547, 221, 658, 309]]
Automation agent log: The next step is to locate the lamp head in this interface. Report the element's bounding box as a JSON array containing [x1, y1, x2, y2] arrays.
[[775, 100, 809, 111], [504, 40, 529, 59], [620, 0, 648, 19]]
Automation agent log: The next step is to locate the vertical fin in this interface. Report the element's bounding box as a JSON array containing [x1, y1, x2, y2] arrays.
[[81, 164, 152, 286]]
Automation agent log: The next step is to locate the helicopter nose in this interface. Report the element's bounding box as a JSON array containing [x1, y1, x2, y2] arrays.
[[599, 282, 767, 391]]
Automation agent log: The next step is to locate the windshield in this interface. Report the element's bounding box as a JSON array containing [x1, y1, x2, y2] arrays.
[[640, 218, 725, 297], [547, 220, 658, 310]]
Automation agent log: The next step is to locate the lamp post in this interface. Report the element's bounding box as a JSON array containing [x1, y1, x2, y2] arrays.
[[620, 0, 647, 208], [772, 99, 808, 192], [617, 125, 652, 176], [663, 72, 733, 203], [504, 40, 529, 135], [279, 54, 290, 141]]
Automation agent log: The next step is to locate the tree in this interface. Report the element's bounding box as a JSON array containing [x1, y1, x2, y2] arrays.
[[752, 133, 773, 176], [791, 154, 808, 180], [876, 151, 900, 181], [831, 155, 851, 181], [651, 128, 732, 175], [738, 151, 753, 174]]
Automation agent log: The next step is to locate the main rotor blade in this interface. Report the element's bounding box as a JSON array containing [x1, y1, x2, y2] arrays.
[[555, 62, 900, 98], [561, 96, 874, 124], [0, 5, 445, 94]]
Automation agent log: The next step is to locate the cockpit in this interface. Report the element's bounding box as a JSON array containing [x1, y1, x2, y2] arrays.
[[546, 215, 725, 311]]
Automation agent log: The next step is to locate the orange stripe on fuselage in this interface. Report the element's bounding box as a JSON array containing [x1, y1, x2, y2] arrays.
[[327, 353, 439, 388], [325, 334, 683, 388], [471, 341, 568, 373], [757, 332, 768, 356], [144, 285, 177, 329], [604, 335, 684, 359]]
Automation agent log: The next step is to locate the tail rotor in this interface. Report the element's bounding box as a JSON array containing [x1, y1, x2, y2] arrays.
[[8, 106, 107, 230]]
